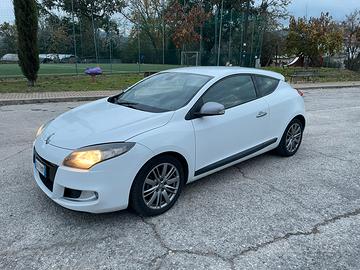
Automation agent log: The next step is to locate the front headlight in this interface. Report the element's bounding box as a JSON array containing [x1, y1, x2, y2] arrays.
[[36, 120, 53, 138], [63, 142, 135, 170]]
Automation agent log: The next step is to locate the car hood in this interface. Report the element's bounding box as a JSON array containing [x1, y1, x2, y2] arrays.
[[40, 98, 174, 150]]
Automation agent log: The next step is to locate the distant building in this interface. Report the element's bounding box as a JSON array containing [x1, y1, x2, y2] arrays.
[[0, 53, 19, 62], [1, 53, 76, 63]]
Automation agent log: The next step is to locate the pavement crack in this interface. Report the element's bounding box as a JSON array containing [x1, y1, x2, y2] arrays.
[[313, 150, 356, 163], [232, 207, 360, 258], [0, 235, 112, 257], [140, 216, 172, 270], [234, 165, 326, 213], [141, 217, 234, 269], [234, 166, 256, 180], [0, 146, 31, 162]]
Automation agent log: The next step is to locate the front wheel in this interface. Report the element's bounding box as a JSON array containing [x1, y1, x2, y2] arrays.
[[130, 155, 185, 216], [276, 119, 304, 157]]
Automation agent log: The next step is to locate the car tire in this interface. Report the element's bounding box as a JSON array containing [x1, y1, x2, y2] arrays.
[[276, 118, 304, 157], [129, 155, 185, 216]]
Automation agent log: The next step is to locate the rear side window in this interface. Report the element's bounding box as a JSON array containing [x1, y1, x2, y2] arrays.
[[201, 75, 257, 109], [254, 75, 279, 97]]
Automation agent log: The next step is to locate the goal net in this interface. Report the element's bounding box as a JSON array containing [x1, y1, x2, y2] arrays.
[[181, 51, 200, 66]]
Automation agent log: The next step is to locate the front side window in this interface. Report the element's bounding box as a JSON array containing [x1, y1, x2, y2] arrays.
[[111, 72, 212, 112], [201, 75, 257, 109], [254, 75, 279, 97]]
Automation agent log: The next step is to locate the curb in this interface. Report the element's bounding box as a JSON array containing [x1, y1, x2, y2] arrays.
[[1, 83, 360, 106], [294, 84, 360, 90], [0, 96, 107, 106]]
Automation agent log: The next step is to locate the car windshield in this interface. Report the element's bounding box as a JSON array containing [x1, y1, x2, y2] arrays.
[[110, 72, 212, 112]]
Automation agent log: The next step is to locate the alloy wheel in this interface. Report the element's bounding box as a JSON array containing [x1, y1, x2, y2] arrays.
[[142, 163, 180, 209], [285, 122, 302, 153]]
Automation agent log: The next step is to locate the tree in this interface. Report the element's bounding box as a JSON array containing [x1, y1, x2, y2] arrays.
[[180, 0, 292, 65], [42, 0, 125, 59], [258, 0, 291, 19], [121, 0, 168, 58], [260, 30, 286, 66], [42, 0, 125, 22], [342, 9, 360, 70], [38, 15, 73, 54], [165, 2, 209, 49], [286, 13, 343, 67], [14, 0, 40, 86], [0, 23, 17, 56]]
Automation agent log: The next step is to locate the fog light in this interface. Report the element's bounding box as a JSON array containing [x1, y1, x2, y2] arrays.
[[63, 189, 98, 202], [64, 188, 81, 199]]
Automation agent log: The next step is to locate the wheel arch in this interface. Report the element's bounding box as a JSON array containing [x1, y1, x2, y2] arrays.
[[153, 152, 189, 183], [293, 114, 306, 130], [137, 151, 190, 184]]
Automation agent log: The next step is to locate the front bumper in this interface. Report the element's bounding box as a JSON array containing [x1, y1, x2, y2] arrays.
[[33, 139, 153, 213]]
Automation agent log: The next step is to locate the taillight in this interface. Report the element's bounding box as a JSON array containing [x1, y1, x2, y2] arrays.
[[296, 89, 304, 97]]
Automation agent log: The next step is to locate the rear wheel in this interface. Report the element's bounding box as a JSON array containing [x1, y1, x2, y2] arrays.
[[130, 155, 185, 216], [276, 119, 303, 157]]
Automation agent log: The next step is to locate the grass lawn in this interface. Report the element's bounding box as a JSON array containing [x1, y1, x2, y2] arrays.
[[0, 63, 180, 77], [0, 63, 178, 93], [0, 73, 143, 93], [264, 67, 360, 82], [0, 64, 359, 93]]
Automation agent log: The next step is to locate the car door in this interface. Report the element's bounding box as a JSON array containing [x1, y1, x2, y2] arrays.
[[190, 74, 270, 176], [253, 74, 283, 140]]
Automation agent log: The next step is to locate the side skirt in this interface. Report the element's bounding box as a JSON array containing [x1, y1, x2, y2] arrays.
[[194, 138, 277, 176]]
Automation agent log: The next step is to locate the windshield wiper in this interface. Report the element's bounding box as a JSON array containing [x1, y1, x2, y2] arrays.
[[115, 99, 139, 108], [111, 98, 168, 113]]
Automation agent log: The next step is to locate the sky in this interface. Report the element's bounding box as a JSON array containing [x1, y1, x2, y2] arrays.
[[0, 0, 359, 24]]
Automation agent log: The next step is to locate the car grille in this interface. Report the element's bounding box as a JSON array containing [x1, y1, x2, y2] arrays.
[[33, 149, 58, 192]]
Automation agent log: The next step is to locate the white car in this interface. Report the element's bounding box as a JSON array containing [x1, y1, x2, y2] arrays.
[[33, 67, 305, 216]]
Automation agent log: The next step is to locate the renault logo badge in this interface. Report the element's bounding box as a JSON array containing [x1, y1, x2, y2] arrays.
[[45, 133, 55, 144]]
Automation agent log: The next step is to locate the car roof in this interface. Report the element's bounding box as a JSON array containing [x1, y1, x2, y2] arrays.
[[163, 66, 285, 81]]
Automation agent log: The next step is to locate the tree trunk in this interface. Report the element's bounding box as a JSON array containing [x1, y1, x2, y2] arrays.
[[28, 80, 35, 87]]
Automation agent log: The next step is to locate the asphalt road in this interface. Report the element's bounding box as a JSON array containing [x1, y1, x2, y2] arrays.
[[1, 87, 359, 270]]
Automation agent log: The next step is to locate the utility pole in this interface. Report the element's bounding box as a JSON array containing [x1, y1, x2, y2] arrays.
[[242, 0, 251, 67], [138, 18, 141, 73], [228, 8, 233, 63], [200, 25, 203, 65], [199, 0, 204, 66], [162, 0, 165, 64], [91, 5, 99, 64], [214, 8, 218, 62], [109, 34, 113, 74], [217, 0, 224, 66], [182, 0, 186, 54], [77, 0, 83, 60], [70, 0, 78, 75]]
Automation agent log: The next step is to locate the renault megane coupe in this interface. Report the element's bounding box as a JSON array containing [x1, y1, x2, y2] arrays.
[[33, 67, 305, 216]]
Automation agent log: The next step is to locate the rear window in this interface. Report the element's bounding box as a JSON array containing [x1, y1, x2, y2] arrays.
[[254, 75, 279, 97]]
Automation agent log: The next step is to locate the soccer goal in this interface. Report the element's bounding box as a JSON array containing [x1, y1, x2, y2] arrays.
[[181, 51, 200, 66]]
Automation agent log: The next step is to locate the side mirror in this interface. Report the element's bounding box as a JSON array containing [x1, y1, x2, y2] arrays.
[[197, 102, 225, 117]]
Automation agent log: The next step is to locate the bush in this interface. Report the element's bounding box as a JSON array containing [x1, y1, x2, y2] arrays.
[[322, 57, 342, 68], [345, 57, 360, 71]]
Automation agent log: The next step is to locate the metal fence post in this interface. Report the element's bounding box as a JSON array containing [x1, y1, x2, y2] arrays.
[[71, 0, 78, 75]]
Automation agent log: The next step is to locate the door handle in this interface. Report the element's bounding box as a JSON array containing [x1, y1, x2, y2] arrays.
[[256, 111, 267, 118]]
